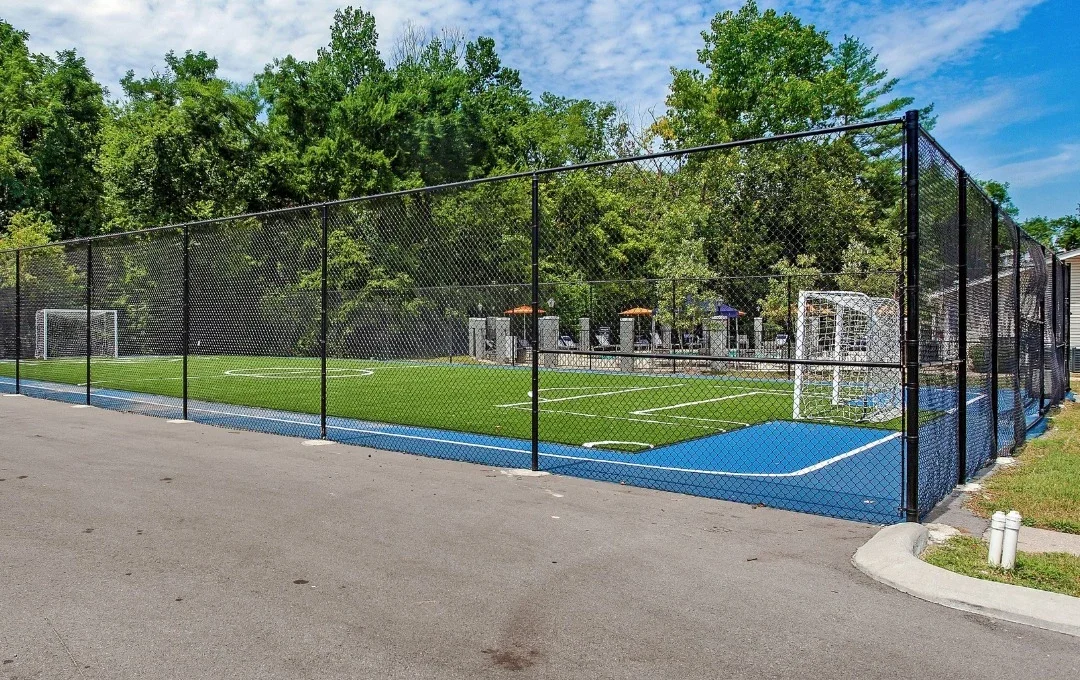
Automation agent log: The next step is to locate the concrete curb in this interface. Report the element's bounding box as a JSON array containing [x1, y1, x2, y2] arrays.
[[853, 523, 1080, 638]]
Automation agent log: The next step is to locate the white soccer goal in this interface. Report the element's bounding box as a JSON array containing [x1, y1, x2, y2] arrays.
[[792, 291, 901, 423], [35, 309, 119, 359]]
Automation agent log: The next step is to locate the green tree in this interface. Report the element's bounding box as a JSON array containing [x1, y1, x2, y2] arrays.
[[1023, 206, 1080, 251], [0, 21, 105, 239], [653, 0, 927, 147], [1054, 206, 1080, 251], [977, 179, 1020, 219], [99, 50, 268, 229]]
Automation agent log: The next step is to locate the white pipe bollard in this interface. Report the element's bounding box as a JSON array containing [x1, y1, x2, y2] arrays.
[[987, 511, 1006, 567], [1001, 511, 1022, 570]]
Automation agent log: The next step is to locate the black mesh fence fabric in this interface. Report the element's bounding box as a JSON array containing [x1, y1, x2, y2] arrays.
[[998, 213, 1023, 450], [88, 229, 185, 419], [0, 116, 1069, 524], [915, 133, 961, 515], [1017, 232, 1047, 424], [188, 208, 323, 438], [324, 177, 533, 468], [964, 179, 994, 477], [537, 128, 906, 522], [15, 244, 88, 404]]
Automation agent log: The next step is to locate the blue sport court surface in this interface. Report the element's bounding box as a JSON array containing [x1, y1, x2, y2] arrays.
[[2, 374, 909, 523]]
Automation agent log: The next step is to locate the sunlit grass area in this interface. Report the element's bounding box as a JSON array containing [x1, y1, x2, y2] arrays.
[[923, 535, 1080, 598], [967, 400, 1080, 534]]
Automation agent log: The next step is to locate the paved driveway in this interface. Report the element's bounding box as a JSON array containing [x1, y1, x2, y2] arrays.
[[1, 395, 1076, 679]]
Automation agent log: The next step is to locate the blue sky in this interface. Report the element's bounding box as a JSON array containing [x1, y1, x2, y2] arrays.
[[5, 0, 1077, 218]]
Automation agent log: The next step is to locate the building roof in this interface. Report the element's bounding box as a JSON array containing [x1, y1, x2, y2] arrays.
[[1057, 247, 1080, 262]]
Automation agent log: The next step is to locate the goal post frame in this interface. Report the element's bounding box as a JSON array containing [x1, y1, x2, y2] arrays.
[[35, 309, 119, 360], [792, 291, 901, 423]]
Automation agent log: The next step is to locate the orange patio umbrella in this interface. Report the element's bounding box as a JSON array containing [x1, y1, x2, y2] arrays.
[[620, 307, 655, 346], [505, 304, 546, 342], [505, 304, 546, 315]]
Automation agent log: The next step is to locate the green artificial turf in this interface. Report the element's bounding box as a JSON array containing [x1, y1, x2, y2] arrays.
[[0, 355, 897, 449]]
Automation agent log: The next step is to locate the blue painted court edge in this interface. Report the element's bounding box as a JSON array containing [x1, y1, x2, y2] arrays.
[[2, 376, 906, 523], [0, 376, 1050, 524]]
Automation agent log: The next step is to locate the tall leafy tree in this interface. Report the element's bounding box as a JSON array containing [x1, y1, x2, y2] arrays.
[[99, 51, 268, 229], [653, 0, 926, 147], [0, 21, 105, 239]]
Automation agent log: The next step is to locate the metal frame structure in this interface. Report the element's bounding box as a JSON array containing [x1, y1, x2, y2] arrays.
[[0, 112, 1069, 523]]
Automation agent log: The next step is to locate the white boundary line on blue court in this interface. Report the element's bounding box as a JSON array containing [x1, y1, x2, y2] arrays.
[[1, 377, 903, 478]]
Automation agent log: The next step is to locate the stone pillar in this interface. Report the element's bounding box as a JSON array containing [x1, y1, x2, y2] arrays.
[[754, 317, 763, 357], [578, 317, 590, 353], [493, 316, 511, 365], [620, 316, 635, 371], [468, 318, 486, 361], [539, 316, 559, 368], [708, 318, 729, 356], [662, 324, 672, 349]]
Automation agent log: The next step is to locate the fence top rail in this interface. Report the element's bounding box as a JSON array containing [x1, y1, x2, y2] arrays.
[[2, 117, 903, 255]]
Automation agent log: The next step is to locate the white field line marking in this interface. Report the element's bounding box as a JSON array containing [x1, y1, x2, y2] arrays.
[[943, 393, 990, 416], [507, 405, 724, 431], [631, 391, 766, 414], [535, 386, 632, 393], [582, 441, 654, 450], [5, 378, 899, 478], [540, 431, 903, 478], [223, 367, 374, 379], [664, 415, 752, 426], [496, 384, 684, 408]]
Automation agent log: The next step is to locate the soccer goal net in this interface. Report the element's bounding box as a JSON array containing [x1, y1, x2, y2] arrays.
[[792, 291, 901, 423], [35, 309, 119, 359]]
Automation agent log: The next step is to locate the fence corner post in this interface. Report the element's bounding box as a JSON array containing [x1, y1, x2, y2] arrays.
[[957, 170, 968, 485], [903, 109, 921, 522], [86, 240, 93, 406]]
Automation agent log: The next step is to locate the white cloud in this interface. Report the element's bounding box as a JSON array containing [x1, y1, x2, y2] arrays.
[[984, 144, 1080, 188], [3, 0, 729, 110], [849, 0, 1045, 78], [930, 77, 1055, 137], [0, 0, 1047, 117]]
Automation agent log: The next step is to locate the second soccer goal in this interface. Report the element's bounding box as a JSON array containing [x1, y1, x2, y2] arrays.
[[35, 309, 119, 360], [792, 291, 901, 423]]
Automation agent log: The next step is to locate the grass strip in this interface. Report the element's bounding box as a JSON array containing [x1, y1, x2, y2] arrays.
[[967, 401, 1080, 534], [923, 535, 1080, 598]]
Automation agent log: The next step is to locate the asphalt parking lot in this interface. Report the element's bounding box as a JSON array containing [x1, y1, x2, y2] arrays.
[[1, 394, 1077, 679]]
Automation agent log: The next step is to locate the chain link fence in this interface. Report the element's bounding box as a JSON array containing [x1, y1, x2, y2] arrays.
[[0, 112, 1069, 523]]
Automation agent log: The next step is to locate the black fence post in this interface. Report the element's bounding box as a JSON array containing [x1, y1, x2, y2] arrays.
[[1013, 220, 1023, 445], [957, 171, 968, 484], [1066, 264, 1072, 391], [671, 278, 677, 373], [85, 240, 92, 406], [786, 274, 793, 381], [321, 204, 329, 440], [182, 224, 190, 420], [903, 109, 921, 522], [530, 174, 540, 472], [1039, 245, 1046, 413], [989, 205, 1000, 457], [14, 248, 20, 394], [1051, 253, 1058, 402]]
